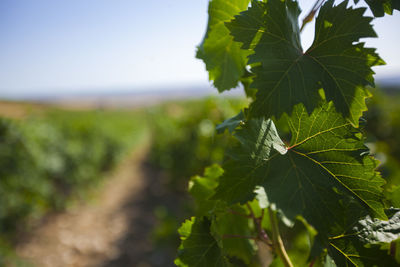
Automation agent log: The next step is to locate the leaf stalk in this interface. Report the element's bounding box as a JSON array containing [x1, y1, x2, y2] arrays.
[[246, 204, 271, 245], [268, 207, 293, 267]]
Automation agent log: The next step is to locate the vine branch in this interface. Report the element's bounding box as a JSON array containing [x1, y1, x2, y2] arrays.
[[268, 207, 293, 267], [246, 204, 271, 244]]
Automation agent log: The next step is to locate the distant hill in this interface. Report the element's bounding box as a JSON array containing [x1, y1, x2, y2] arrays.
[[376, 75, 400, 89], [1, 74, 398, 108], [0, 85, 244, 109]]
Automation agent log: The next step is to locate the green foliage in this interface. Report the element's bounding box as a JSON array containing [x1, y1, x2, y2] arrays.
[[364, 89, 400, 197], [216, 103, 386, 233], [189, 164, 223, 216], [175, 217, 231, 267], [177, 165, 259, 266], [228, 0, 383, 126], [353, 208, 400, 245], [216, 110, 244, 134], [147, 98, 249, 260], [197, 0, 251, 91], [327, 209, 400, 266], [0, 108, 145, 260], [177, 0, 400, 266], [148, 97, 246, 190]]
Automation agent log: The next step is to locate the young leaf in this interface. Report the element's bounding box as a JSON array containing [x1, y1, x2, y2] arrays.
[[214, 103, 386, 239], [197, 0, 250, 92], [227, 0, 384, 126], [175, 217, 231, 267]]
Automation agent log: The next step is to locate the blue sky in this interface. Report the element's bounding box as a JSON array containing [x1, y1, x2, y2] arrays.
[[0, 0, 399, 97]]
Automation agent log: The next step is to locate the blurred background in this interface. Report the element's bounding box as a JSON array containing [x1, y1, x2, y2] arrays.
[[0, 0, 399, 266]]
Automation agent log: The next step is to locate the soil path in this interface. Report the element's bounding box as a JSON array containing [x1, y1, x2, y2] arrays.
[[16, 145, 179, 267]]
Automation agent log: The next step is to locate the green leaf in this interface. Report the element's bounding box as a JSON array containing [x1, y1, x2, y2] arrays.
[[211, 205, 257, 264], [188, 165, 260, 264], [189, 164, 224, 216], [362, 0, 400, 17], [188, 165, 258, 264], [254, 186, 295, 227], [353, 209, 400, 244], [227, 0, 384, 126], [324, 254, 337, 267], [214, 102, 386, 239], [216, 111, 245, 134], [175, 217, 231, 267], [328, 210, 400, 266], [197, 0, 251, 92]]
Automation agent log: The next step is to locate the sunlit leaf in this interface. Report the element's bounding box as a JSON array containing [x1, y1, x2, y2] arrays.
[[197, 0, 251, 91]]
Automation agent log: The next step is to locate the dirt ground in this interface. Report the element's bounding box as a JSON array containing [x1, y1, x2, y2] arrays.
[[15, 146, 183, 267], [0, 101, 46, 119]]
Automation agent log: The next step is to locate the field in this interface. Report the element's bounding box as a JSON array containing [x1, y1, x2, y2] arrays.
[[0, 96, 246, 266], [0, 88, 399, 266]]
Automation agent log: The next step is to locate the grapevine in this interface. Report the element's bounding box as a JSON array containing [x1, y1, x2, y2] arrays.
[[176, 0, 400, 266]]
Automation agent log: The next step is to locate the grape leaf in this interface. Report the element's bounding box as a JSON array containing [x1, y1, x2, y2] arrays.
[[214, 102, 386, 240], [328, 242, 397, 266], [324, 254, 337, 267], [197, 0, 250, 92], [211, 205, 257, 264], [187, 165, 258, 264], [175, 217, 231, 267], [216, 111, 245, 134], [227, 0, 384, 126], [360, 0, 400, 17], [327, 209, 400, 266], [189, 164, 224, 216], [354, 208, 400, 244]]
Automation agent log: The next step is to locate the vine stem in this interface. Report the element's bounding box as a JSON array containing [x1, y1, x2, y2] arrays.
[[246, 204, 271, 245], [268, 207, 293, 267]]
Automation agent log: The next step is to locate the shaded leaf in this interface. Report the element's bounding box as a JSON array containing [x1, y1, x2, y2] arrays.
[[186, 165, 258, 265], [175, 217, 231, 267], [214, 103, 386, 240], [216, 111, 245, 134], [354, 208, 400, 244], [189, 164, 224, 216], [211, 205, 257, 264], [327, 209, 400, 266]]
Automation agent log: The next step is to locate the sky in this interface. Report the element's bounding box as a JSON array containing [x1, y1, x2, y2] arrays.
[[0, 0, 399, 97]]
